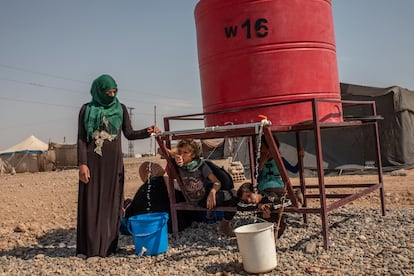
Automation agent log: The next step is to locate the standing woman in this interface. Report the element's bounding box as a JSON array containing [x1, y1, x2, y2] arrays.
[[77, 74, 158, 257]]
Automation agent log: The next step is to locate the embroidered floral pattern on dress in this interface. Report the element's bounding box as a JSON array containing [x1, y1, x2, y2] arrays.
[[92, 116, 118, 156]]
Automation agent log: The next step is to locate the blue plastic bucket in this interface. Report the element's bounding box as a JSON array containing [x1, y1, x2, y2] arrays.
[[128, 212, 169, 256]]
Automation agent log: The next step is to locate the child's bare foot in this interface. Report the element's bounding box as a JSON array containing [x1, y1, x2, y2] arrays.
[[295, 189, 304, 207], [218, 220, 235, 237]]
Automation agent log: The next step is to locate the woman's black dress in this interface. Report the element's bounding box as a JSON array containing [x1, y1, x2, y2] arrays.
[[76, 103, 150, 257]]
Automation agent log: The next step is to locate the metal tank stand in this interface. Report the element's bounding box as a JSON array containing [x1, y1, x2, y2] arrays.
[[276, 99, 385, 249], [156, 98, 385, 249]]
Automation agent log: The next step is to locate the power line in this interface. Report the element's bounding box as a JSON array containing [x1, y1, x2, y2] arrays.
[[0, 63, 89, 84], [0, 96, 79, 109], [0, 95, 166, 117], [127, 107, 135, 157], [0, 76, 198, 108], [0, 63, 197, 102], [0, 116, 76, 131], [0, 77, 84, 94]]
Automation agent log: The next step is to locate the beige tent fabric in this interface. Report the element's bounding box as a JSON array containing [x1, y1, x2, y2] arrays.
[[48, 142, 77, 168], [0, 135, 48, 154], [0, 135, 53, 173], [201, 138, 224, 148]]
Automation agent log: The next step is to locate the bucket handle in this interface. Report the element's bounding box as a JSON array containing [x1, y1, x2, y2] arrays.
[[128, 216, 168, 237]]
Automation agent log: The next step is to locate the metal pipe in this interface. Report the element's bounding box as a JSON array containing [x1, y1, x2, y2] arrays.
[[158, 122, 261, 137]]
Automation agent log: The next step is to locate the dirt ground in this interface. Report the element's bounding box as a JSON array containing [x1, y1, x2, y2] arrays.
[[0, 156, 413, 231]]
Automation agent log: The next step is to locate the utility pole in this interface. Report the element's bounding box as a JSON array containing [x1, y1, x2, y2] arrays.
[[154, 105, 157, 156], [127, 107, 135, 158]]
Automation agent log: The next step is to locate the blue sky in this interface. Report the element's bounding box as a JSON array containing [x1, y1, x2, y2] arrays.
[[1, 0, 413, 154]]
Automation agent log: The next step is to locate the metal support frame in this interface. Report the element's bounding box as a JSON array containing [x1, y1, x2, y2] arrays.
[[156, 98, 385, 249]]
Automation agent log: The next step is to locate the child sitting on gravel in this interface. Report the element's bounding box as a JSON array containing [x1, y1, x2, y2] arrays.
[[120, 162, 169, 235]]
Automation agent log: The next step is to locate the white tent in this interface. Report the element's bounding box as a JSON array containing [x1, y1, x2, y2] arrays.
[[0, 135, 48, 155], [0, 135, 53, 173]]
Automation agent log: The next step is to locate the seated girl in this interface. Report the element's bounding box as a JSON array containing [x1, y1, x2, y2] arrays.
[[169, 138, 237, 237]]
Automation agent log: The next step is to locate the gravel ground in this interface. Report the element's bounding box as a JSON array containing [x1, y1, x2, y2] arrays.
[[0, 207, 413, 275], [0, 158, 413, 275]]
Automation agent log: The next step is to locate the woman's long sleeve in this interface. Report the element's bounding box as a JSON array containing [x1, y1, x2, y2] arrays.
[[121, 104, 152, 140], [77, 104, 88, 165]]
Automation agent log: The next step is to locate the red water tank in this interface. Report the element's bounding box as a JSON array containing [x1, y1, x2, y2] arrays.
[[194, 0, 342, 126]]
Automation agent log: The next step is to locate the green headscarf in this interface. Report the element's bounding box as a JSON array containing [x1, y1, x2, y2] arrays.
[[83, 74, 123, 142]]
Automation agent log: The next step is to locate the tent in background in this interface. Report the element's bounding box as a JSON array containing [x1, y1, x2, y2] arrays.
[[0, 135, 48, 155], [201, 137, 253, 179], [0, 135, 55, 173], [48, 142, 77, 169], [340, 82, 414, 167]]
